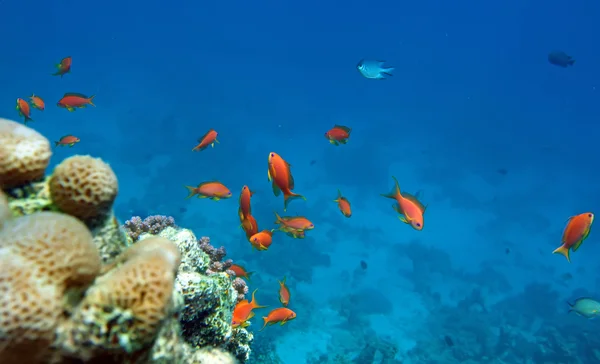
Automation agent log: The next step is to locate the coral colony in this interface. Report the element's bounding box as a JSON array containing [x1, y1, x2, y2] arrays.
[[0, 118, 251, 363]]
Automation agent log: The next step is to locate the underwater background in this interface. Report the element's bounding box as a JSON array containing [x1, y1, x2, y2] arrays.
[[2, 0, 600, 362]]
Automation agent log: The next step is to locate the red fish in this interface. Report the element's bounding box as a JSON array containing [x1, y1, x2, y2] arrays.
[[249, 230, 274, 251], [278, 276, 291, 307], [192, 129, 219, 152], [238, 185, 254, 220], [230, 264, 253, 280], [274, 212, 314, 232], [184, 181, 232, 200], [240, 213, 259, 240], [54, 135, 80, 148], [15, 98, 33, 124], [260, 307, 296, 331], [29, 94, 45, 111], [57, 93, 95, 112], [268, 152, 305, 211], [232, 289, 266, 328], [324, 124, 352, 146], [53, 56, 72, 77], [553, 212, 594, 263], [381, 176, 426, 230], [334, 189, 352, 217]]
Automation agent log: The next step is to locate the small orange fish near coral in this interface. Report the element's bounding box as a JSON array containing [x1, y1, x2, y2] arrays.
[[232, 289, 266, 328], [238, 185, 254, 220], [55, 135, 80, 148], [274, 212, 314, 232], [57, 92, 95, 112], [333, 189, 352, 217], [268, 152, 306, 211], [240, 212, 259, 240], [16, 98, 33, 124], [230, 264, 253, 280], [381, 176, 426, 230], [29, 94, 45, 111], [260, 307, 296, 331], [192, 128, 219, 152], [249, 230, 274, 251], [324, 124, 351, 146], [52, 56, 72, 77], [553, 212, 594, 263], [184, 181, 232, 200], [278, 276, 291, 307]]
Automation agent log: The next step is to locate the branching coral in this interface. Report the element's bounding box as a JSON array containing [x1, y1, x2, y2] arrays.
[[123, 215, 177, 242]]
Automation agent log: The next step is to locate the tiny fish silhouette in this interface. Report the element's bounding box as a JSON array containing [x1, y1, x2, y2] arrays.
[[356, 59, 394, 79], [548, 51, 575, 68]]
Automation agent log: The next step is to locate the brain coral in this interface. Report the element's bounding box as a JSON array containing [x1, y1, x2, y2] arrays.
[[0, 212, 101, 364], [0, 118, 51, 188], [49, 155, 118, 222], [60, 237, 181, 359]]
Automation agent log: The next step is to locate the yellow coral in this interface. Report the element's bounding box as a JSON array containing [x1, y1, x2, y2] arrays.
[[62, 237, 180, 358], [0, 212, 101, 364], [49, 155, 118, 222], [0, 118, 51, 188], [0, 190, 9, 227]]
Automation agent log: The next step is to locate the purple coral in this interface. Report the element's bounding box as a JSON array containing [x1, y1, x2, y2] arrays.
[[123, 215, 177, 241], [199, 236, 247, 301], [231, 277, 249, 302]]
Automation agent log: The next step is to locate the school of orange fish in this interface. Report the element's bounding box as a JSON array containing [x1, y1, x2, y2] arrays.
[[13, 56, 595, 331]]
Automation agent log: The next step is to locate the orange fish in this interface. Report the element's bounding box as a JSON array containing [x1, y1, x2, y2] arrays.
[[15, 98, 33, 124], [334, 189, 352, 217], [260, 307, 296, 331], [267, 152, 306, 211], [278, 276, 291, 307], [192, 128, 219, 152], [238, 185, 254, 220], [29, 94, 45, 111], [553, 212, 594, 263], [184, 181, 232, 200], [240, 213, 259, 240], [54, 135, 80, 148], [249, 230, 274, 251], [52, 56, 72, 77], [232, 289, 267, 328], [324, 124, 352, 146], [274, 212, 314, 232], [381, 176, 426, 231], [230, 264, 253, 280], [57, 92, 95, 112]]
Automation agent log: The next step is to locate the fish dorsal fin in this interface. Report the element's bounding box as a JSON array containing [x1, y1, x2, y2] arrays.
[[63, 92, 88, 98], [333, 125, 351, 133], [402, 192, 426, 213], [288, 171, 295, 190]]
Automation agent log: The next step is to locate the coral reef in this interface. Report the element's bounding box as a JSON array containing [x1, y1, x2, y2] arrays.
[[0, 118, 253, 363], [123, 215, 177, 242]]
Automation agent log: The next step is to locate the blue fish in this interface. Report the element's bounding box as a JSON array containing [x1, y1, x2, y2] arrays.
[[356, 59, 394, 79]]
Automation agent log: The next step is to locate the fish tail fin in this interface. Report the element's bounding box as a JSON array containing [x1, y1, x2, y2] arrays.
[[250, 289, 267, 309], [567, 301, 574, 313], [381, 176, 401, 200], [246, 271, 253, 281], [280, 276, 286, 285], [569, 59, 575, 66], [184, 185, 196, 199], [274, 211, 283, 224], [88, 95, 96, 107], [260, 317, 269, 331], [552, 245, 571, 263], [283, 192, 306, 211], [54, 141, 59, 148], [24, 116, 34, 124], [383, 67, 394, 76]]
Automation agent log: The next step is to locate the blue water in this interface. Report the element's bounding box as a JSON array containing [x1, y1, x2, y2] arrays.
[[3, 0, 600, 362]]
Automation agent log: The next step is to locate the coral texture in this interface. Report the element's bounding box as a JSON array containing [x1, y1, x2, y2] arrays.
[[0, 118, 51, 188], [123, 215, 177, 242], [0, 117, 252, 363], [49, 155, 118, 221]]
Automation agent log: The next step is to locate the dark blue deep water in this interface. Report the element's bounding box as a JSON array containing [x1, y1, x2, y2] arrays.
[[2, 0, 600, 362]]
